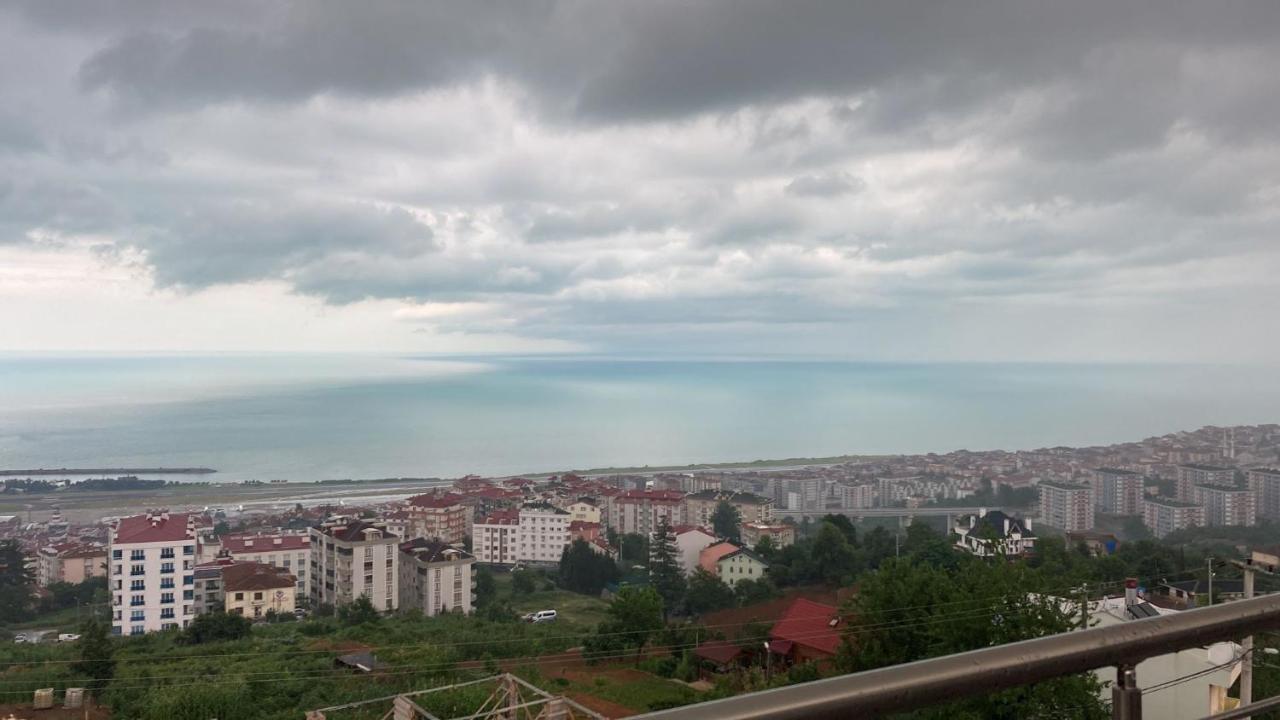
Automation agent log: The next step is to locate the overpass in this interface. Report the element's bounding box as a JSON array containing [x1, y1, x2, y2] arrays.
[[774, 506, 1021, 528]]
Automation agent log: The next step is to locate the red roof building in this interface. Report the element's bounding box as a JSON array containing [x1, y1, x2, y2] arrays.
[[112, 511, 197, 545], [404, 492, 470, 544], [769, 598, 842, 665]]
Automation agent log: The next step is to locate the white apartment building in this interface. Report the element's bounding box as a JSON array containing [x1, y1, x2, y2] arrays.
[[1193, 484, 1256, 527], [517, 502, 570, 564], [615, 490, 684, 535], [1247, 468, 1280, 520], [567, 499, 602, 524], [219, 533, 311, 599], [473, 510, 520, 565], [1143, 497, 1206, 539], [1176, 464, 1235, 501], [1093, 468, 1145, 515], [1038, 481, 1095, 532], [309, 517, 400, 612], [398, 538, 475, 616], [108, 511, 199, 635], [836, 482, 875, 510]]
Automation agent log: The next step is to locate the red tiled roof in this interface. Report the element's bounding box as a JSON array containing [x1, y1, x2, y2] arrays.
[[113, 513, 195, 544], [694, 640, 746, 665], [221, 561, 296, 592], [223, 534, 310, 553], [619, 490, 685, 503], [698, 541, 740, 573], [406, 493, 465, 509], [770, 598, 841, 657], [477, 510, 520, 525]]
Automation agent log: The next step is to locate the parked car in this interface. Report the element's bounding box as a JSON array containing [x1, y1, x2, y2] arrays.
[[57, 633, 80, 643], [12, 634, 28, 644], [525, 609, 557, 623]]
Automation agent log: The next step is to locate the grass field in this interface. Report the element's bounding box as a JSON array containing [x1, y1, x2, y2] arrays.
[[491, 570, 612, 627]]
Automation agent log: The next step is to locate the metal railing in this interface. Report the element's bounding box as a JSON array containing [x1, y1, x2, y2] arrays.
[[633, 593, 1280, 720]]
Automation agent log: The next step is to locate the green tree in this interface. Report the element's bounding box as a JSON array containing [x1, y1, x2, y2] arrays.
[[648, 518, 686, 615], [72, 615, 115, 697], [511, 568, 537, 596], [619, 533, 649, 568], [753, 535, 777, 561], [585, 586, 664, 663], [474, 565, 497, 607], [821, 514, 859, 546], [183, 610, 252, 644], [685, 568, 736, 615], [559, 538, 619, 595], [0, 539, 35, 623], [733, 576, 779, 606], [711, 500, 742, 542], [811, 521, 859, 586], [338, 595, 381, 625]]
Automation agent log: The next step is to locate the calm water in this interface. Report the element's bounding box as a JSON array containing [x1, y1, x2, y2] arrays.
[[1, 355, 1277, 481]]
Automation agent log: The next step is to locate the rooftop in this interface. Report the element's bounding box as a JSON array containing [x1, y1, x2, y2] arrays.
[[221, 561, 296, 592], [113, 512, 196, 544], [400, 537, 474, 564], [222, 533, 310, 553]]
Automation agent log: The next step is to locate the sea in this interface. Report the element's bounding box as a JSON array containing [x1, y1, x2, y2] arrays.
[[1, 355, 1278, 483]]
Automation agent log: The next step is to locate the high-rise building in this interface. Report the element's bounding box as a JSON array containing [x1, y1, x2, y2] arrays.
[[1142, 497, 1205, 538], [398, 538, 475, 616], [1193, 484, 1256, 527], [108, 511, 199, 636], [217, 533, 311, 599], [1247, 468, 1280, 520], [615, 490, 684, 535], [309, 517, 400, 612], [1176, 464, 1235, 501], [403, 492, 471, 545], [1093, 468, 1144, 515], [1038, 482, 1094, 532], [683, 490, 774, 528], [37, 542, 107, 588], [517, 502, 570, 564], [473, 510, 519, 565]]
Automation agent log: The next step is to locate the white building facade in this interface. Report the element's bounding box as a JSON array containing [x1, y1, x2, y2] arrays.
[[109, 512, 199, 635], [309, 518, 400, 612]]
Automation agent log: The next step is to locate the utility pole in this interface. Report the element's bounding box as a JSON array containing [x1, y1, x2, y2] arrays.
[[1208, 557, 1214, 607]]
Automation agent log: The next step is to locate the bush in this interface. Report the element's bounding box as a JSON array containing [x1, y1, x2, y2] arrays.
[[182, 611, 251, 644]]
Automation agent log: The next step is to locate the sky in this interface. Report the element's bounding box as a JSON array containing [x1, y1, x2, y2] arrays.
[[2, 1, 1279, 361]]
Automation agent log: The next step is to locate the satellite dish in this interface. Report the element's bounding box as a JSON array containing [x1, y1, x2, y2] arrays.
[[1206, 642, 1236, 666]]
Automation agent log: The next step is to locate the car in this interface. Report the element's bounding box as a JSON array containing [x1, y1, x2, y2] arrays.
[[12, 634, 28, 644], [526, 609, 557, 623], [57, 633, 80, 643]]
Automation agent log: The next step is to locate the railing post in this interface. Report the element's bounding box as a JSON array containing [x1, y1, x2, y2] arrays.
[[1112, 664, 1142, 720], [1241, 566, 1255, 719]]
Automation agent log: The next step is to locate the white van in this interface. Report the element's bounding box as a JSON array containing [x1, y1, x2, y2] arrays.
[[527, 609, 557, 623]]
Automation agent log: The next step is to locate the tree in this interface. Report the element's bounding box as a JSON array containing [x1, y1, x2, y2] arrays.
[[183, 610, 252, 644], [73, 615, 115, 697], [0, 539, 35, 623], [585, 586, 664, 663], [648, 518, 686, 615], [619, 533, 649, 568], [685, 568, 736, 615], [559, 539, 619, 595], [474, 565, 497, 607], [821, 514, 859, 546], [711, 501, 742, 542], [733, 577, 779, 606], [338, 595, 381, 625], [511, 568, 537, 596], [811, 521, 860, 586]]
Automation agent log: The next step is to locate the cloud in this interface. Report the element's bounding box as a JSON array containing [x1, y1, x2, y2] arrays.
[[2, 2, 1280, 359]]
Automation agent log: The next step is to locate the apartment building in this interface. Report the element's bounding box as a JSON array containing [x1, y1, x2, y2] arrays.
[[1247, 468, 1280, 520], [683, 490, 774, 528], [398, 538, 475, 616], [517, 502, 570, 564], [1038, 481, 1095, 532], [835, 482, 875, 510], [219, 533, 311, 599], [404, 492, 470, 545], [1143, 497, 1206, 539], [108, 511, 199, 635], [615, 490, 685, 535], [1193, 484, 1256, 527], [473, 510, 520, 565], [222, 562, 297, 618], [739, 522, 795, 549], [1176, 464, 1235, 501], [37, 542, 107, 588], [566, 499, 601, 524], [309, 517, 400, 612], [1093, 468, 1145, 515]]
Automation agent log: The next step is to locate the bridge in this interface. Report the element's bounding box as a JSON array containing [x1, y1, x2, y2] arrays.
[[774, 506, 1018, 528]]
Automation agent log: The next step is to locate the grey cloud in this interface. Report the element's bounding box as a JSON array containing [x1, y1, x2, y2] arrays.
[[785, 172, 864, 198]]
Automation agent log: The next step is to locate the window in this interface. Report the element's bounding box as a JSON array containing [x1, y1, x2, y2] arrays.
[[161, 622, 178, 630], [160, 608, 174, 619], [183, 590, 193, 600], [183, 545, 194, 555], [160, 562, 174, 574], [160, 547, 174, 559], [253, 592, 263, 601], [112, 549, 122, 560], [130, 564, 145, 576], [161, 592, 174, 604], [160, 577, 174, 589], [183, 575, 194, 586], [130, 625, 145, 636], [130, 579, 144, 591], [130, 594, 144, 606], [130, 549, 144, 561], [131, 610, 144, 621], [234, 592, 244, 601]]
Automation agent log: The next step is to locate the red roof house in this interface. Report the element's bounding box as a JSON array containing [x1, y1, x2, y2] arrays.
[[769, 598, 842, 666]]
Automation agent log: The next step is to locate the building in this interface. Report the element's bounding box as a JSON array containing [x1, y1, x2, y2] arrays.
[[1066, 531, 1119, 557], [1247, 468, 1280, 520], [1176, 465, 1235, 501], [674, 526, 718, 575], [192, 558, 235, 615], [739, 522, 795, 549], [36, 542, 107, 588], [219, 533, 311, 599], [404, 492, 470, 545], [616, 490, 685, 535], [683, 490, 775, 528], [473, 510, 520, 565], [1193, 484, 1256, 527], [222, 561, 297, 618], [952, 510, 1035, 558], [108, 511, 199, 635], [698, 541, 768, 587], [398, 538, 475, 616], [1038, 481, 1095, 532], [768, 599, 842, 667], [517, 502, 570, 564], [1143, 497, 1206, 538], [1093, 468, 1144, 515], [835, 482, 875, 510], [566, 499, 602, 524], [309, 517, 400, 612]]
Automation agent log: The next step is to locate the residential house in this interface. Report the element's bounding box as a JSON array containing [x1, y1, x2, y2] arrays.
[[1176, 465, 1235, 501], [698, 541, 768, 587], [567, 499, 602, 524], [517, 502, 570, 564], [219, 533, 311, 600], [739, 522, 795, 549], [674, 526, 718, 575], [768, 598, 842, 667], [222, 561, 297, 618], [952, 510, 1035, 558], [37, 542, 107, 588]]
